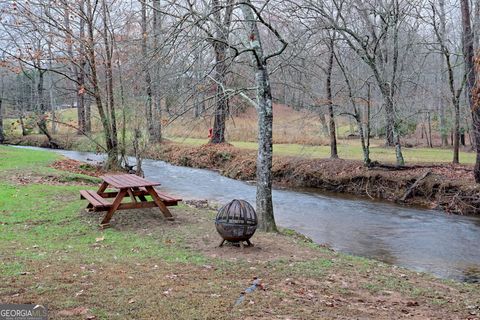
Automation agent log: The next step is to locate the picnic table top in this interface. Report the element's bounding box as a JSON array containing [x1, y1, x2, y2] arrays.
[[100, 174, 160, 189]]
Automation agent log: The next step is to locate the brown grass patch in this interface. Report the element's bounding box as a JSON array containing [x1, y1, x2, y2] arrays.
[[2, 204, 479, 319]]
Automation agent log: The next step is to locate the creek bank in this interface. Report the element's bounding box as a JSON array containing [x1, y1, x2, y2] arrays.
[[6, 134, 480, 215], [149, 143, 480, 215]]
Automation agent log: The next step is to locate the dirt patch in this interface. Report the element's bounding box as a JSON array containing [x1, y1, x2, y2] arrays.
[[9, 171, 97, 186], [79, 205, 319, 263]]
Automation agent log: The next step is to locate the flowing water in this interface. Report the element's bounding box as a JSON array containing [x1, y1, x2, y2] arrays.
[[12, 146, 480, 282]]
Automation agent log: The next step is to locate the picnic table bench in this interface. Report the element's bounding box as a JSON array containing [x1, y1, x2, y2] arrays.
[[80, 174, 182, 228]]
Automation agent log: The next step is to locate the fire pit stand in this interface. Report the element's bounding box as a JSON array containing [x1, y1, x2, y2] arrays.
[[215, 199, 257, 249]]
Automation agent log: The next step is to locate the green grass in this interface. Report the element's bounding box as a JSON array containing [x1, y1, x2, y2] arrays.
[[0, 146, 58, 171], [170, 137, 476, 164], [0, 145, 206, 277]]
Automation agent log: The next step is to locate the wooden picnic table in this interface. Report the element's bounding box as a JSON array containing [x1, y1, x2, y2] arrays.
[[80, 174, 182, 227]]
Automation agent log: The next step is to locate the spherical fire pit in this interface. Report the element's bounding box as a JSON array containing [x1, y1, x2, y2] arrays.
[[215, 199, 257, 248]]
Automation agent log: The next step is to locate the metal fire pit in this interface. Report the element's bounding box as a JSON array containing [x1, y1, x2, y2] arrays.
[[215, 199, 257, 248]]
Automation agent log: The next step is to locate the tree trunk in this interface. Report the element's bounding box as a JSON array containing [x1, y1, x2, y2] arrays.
[[102, 0, 118, 167], [36, 70, 56, 147], [86, 0, 116, 167], [63, 3, 83, 135], [152, 0, 162, 142], [393, 127, 405, 166], [473, 51, 480, 181], [453, 99, 460, 163], [363, 83, 372, 165], [254, 65, 276, 232], [326, 38, 338, 158], [475, 0, 480, 50], [319, 112, 329, 137], [210, 0, 234, 144], [384, 93, 395, 147], [383, 90, 404, 165], [438, 0, 449, 146], [141, 0, 155, 143], [427, 111, 433, 148], [210, 55, 229, 143], [460, 0, 479, 174], [85, 95, 91, 132], [77, 0, 87, 134], [241, 0, 277, 232], [461, 0, 476, 108], [19, 111, 27, 136], [0, 96, 4, 144]]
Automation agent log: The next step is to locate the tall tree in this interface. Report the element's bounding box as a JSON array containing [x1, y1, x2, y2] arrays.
[[152, 0, 162, 142], [326, 37, 338, 158], [85, 0, 118, 168], [140, 0, 155, 143], [210, 0, 234, 144], [240, 0, 286, 232], [77, 0, 88, 133], [438, 0, 448, 146], [460, 0, 480, 179], [334, 47, 371, 166], [63, 1, 84, 135], [431, 2, 465, 164], [102, 0, 119, 167]]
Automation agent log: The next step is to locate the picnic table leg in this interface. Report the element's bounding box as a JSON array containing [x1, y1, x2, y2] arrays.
[[132, 187, 147, 202], [97, 181, 109, 194], [127, 189, 137, 203], [145, 186, 174, 220], [100, 188, 128, 227]]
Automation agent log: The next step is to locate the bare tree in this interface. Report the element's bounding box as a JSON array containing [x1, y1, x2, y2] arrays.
[[210, 0, 234, 144], [326, 36, 338, 158], [460, 0, 480, 179], [152, 0, 162, 142], [431, 2, 466, 164], [240, 0, 287, 232], [437, 0, 449, 146], [334, 46, 372, 165], [297, 0, 407, 165], [140, 0, 156, 143]]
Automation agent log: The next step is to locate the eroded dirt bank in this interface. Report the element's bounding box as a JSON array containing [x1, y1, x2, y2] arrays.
[[7, 134, 480, 215]]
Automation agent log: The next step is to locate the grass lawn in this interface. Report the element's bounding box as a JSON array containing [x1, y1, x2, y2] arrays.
[[0, 145, 479, 319], [169, 137, 476, 164]]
